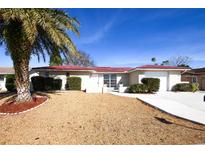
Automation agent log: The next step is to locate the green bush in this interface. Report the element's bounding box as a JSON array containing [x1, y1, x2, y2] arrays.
[[129, 84, 148, 93], [53, 79, 62, 90], [31, 76, 45, 91], [5, 74, 16, 91], [141, 78, 160, 93], [31, 76, 62, 91], [66, 77, 81, 90], [191, 83, 199, 92], [44, 77, 54, 91], [172, 83, 192, 92]]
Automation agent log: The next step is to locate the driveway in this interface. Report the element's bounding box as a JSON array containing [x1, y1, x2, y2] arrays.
[[110, 91, 205, 125], [0, 91, 205, 144]]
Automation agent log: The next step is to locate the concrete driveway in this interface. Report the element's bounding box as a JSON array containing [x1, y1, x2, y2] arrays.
[[110, 91, 205, 125]]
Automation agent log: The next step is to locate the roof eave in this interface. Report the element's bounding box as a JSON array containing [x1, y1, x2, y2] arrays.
[[128, 68, 191, 73]]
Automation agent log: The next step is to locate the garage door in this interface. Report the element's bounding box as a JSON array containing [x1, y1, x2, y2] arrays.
[[144, 72, 168, 92]]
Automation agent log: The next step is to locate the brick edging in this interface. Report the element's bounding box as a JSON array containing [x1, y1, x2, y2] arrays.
[[0, 96, 48, 116]]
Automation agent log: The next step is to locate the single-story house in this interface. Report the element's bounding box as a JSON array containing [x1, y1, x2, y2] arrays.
[[31, 65, 190, 93], [0, 67, 14, 91], [182, 67, 205, 90]]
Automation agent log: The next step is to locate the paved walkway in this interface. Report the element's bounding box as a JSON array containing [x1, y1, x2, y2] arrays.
[[110, 91, 205, 125]]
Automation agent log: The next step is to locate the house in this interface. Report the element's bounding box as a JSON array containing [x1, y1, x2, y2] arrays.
[[0, 67, 14, 91], [182, 67, 205, 90], [31, 65, 190, 93]]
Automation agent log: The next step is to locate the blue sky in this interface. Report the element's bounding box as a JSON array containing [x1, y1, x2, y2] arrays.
[[1, 8, 205, 68]]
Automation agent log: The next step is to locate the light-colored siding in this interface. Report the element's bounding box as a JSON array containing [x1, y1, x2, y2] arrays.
[[168, 71, 182, 90], [0, 75, 6, 91], [129, 71, 143, 85], [117, 73, 129, 86]]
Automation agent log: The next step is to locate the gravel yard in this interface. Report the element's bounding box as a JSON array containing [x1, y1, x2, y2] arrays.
[[0, 91, 205, 144]]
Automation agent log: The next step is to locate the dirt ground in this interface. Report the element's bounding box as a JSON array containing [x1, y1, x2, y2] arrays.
[[0, 91, 205, 145]]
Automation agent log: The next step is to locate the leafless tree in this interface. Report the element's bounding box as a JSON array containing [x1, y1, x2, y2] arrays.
[[169, 56, 191, 67], [63, 50, 95, 67]]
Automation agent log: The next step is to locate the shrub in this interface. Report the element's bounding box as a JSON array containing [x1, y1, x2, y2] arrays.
[[128, 84, 148, 93], [44, 77, 54, 91], [191, 83, 199, 92], [66, 77, 81, 90], [5, 74, 16, 91], [31, 76, 62, 91], [53, 79, 62, 90], [172, 83, 192, 92], [31, 76, 45, 91], [141, 78, 160, 93]]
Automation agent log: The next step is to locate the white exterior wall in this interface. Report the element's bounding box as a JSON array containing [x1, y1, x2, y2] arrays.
[[168, 71, 182, 90], [144, 71, 168, 91], [86, 73, 103, 93], [30, 70, 183, 93], [69, 72, 91, 91], [129, 70, 183, 92], [117, 74, 129, 86], [29, 70, 39, 91], [0, 75, 7, 91], [129, 71, 139, 85]]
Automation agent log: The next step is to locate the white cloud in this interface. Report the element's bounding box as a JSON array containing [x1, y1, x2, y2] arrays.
[[80, 10, 122, 44]]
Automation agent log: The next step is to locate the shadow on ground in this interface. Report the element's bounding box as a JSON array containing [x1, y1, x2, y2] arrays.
[[155, 116, 205, 131]]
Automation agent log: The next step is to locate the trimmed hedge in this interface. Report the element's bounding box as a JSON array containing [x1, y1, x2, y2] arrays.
[[44, 77, 54, 91], [66, 77, 81, 90], [31, 76, 45, 91], [172, 83, 198, 92], [5, 74, 16, 92], [128, 84, 148, 93], [31, 76, 62, 91], [141, 78, 160, 93], [53, 79, 62, 90]]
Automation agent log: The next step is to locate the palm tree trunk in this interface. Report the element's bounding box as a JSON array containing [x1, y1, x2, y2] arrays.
[[13, 56, 32, 102]]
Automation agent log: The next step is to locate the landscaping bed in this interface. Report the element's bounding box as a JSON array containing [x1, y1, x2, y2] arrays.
[[0, 96, 47, 114]]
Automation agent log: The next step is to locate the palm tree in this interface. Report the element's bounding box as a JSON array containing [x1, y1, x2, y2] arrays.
[[0, 9, 79, 102], [151, 57, 156, 64]]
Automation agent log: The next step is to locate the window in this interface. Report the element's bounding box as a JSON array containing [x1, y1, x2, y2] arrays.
[[192, 77, 197, 83], [103, 74, 117, 88], [0, 75, 4, 81]]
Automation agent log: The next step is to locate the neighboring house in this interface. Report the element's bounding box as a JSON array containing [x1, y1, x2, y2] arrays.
[[31, 65, 190, 93], [182, 67, 205, 90], [0, 67, 14, 92]]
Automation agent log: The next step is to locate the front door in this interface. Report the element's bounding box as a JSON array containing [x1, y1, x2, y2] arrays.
[[103, 74, 117, 91]]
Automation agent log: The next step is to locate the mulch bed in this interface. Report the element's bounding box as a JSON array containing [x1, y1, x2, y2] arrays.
[[0, 97, 47, 113]]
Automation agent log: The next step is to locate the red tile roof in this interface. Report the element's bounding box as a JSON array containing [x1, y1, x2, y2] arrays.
[[33, 66, 133, 73], [0, 67, 14, 74], [135, 65, 191, 69], [32, 65, 190, 73]]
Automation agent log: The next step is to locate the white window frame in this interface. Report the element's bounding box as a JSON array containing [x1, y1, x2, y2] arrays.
[[103, 74, 117, 88]]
